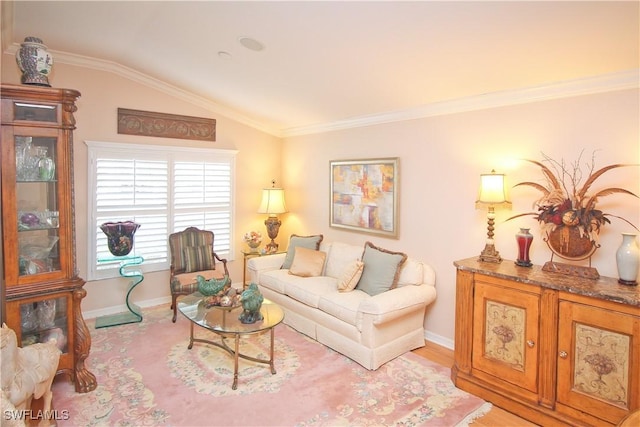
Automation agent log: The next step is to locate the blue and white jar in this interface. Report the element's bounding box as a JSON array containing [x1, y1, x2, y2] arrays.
[[16, 37, 53, 86]]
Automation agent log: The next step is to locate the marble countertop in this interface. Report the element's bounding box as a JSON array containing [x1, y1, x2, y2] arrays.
[[454, 257, 640, 307]]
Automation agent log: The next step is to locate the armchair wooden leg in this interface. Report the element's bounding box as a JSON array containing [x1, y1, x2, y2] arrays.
[[171, 295, 178, 323]]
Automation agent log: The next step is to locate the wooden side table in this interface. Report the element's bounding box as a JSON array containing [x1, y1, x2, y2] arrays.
[[241, 250, 284, 289]]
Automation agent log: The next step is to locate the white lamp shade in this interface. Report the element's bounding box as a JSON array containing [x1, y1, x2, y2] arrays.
[[257, 188, 288, 215], [476, 170, 511, 208]]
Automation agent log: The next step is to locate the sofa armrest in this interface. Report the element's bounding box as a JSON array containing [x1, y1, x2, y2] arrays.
[[358, 284, 436, 324], [247, 253, 286, 282]]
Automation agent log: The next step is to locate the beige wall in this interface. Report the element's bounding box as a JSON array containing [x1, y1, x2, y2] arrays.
[[282, 89, 640, 345], [3, 55, 639, 346], [2, 56, 284, 313]]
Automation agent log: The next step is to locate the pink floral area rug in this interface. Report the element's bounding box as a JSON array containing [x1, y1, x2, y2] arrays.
[[52, 304, 491, 426]]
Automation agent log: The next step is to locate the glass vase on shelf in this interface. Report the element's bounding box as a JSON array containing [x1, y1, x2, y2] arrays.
[[15, 136, 34, 181], [36, 146, 55, 181]]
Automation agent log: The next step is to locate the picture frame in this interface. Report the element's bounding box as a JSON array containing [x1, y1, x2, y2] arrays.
[[330, 158, 399, 238]]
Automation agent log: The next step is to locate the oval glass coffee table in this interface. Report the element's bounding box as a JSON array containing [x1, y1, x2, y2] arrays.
[[177, 292, 284, 389]]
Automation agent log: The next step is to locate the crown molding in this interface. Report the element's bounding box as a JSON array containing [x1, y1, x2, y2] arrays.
[[282, 69, 640, 137], [6, 44, 281, 137], [7, 44, 638, 139]]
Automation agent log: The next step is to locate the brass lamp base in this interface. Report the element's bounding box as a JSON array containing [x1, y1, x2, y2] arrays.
[[264, 215, 281, 252], [479, 206, 502, 263], [479, 242, 502, 263]]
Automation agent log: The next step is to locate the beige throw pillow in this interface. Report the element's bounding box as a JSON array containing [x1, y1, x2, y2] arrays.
[[288, 247, 326, 277], [282, 234, 324, 269], [337, 260, 364, 292]]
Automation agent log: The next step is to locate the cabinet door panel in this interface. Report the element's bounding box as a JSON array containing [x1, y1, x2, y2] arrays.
[[5, 292, 74, 373], [472, 280, 540, 393], [558, 301, 640, 423], [2, 127, 67, 285]]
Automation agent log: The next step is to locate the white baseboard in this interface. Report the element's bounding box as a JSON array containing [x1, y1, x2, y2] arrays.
[[424, 330, 454, 350], [83, 282, 245, 320], [83, 296, 171, 320], [84, 295, 457, 352]]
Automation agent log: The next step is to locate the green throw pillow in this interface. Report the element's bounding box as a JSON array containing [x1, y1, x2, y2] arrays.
[[183, 246, 214, 273], [281, 234, 323, 269], [356, 242, 407, 296]]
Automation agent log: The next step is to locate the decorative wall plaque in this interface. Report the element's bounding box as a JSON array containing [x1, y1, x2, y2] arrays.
[[117, 108, 216, 141]]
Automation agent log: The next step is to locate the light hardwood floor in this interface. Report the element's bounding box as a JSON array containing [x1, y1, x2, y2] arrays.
[[412, 341, 539, 427]]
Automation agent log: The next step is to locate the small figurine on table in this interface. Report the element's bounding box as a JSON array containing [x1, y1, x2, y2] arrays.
[[239, 283, 264, 324]]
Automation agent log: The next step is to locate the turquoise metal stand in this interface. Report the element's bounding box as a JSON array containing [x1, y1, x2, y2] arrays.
[[95, 255, 144, 328]]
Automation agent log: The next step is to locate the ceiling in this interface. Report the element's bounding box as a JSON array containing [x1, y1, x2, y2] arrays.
[[3, 1, 639, 136]]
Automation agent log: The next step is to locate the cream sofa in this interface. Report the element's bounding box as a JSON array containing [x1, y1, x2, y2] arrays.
[[247, 240, 436, 370]]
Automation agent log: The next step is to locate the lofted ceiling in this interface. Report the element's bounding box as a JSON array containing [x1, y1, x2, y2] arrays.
[[3, 1, 639, 137]]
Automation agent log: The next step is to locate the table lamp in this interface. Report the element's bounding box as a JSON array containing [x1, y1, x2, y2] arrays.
[[258, 180, 288, 252], [476, 169, 511, 263]]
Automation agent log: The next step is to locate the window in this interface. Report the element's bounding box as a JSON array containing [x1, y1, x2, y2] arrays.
[[86, 141, 237, 280]]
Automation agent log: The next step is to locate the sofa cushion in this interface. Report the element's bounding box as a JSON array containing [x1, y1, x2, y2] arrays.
[[259, 269, 290, 294], [397, 258, 424, 287], [182, 246, 213, 273], [318, 290, 369, 326], [324, 242, 363, 278], [289, 247, 327, 277], [337, 260, 364, 292], [282, 234, 324, 269], [285, 277, 337, 308], [356, 242, 407, 296]]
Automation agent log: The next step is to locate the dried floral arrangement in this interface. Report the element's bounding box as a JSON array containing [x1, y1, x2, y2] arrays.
[[509, 151, 639, 245]]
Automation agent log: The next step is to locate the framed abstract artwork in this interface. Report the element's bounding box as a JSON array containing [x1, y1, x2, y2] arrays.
[[330, 158, 399, 238]]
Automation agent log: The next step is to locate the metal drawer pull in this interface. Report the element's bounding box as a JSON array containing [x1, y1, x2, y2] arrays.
[[559, 351, 568, 358], [526, 340, 535, 348]]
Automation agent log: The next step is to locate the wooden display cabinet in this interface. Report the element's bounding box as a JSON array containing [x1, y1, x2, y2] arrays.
[[1, 83, 96, 393], [453, 257, 639, 426]]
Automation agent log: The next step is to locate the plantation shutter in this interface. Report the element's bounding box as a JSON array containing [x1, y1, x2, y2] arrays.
[[174, 161, 232, 253], [95, 158, 169, 270], [87, 141, 236, 280]]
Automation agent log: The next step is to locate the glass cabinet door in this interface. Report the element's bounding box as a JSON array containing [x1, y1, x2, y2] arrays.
[[16, 134, 61, 277], [18, 295, 69, 354]]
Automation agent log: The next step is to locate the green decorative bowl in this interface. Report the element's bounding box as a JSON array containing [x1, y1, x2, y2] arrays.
[[196, 275, 230, 296]]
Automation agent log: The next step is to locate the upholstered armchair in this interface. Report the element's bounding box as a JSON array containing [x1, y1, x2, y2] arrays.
[[169, 227, 229, 322], [1, 323, 60, 424]]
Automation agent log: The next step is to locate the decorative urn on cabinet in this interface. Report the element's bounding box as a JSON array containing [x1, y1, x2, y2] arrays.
[[508, 152, 639, 278], [616, 233, 639, 285], [16, 37, 53, 87]]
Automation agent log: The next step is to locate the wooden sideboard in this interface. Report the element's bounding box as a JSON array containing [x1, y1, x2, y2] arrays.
[[453, 257, 639, 426]]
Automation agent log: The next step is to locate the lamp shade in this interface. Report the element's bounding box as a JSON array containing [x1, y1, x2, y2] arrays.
[[257, 188, 288, 215], [476, 170, 511, 208]]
